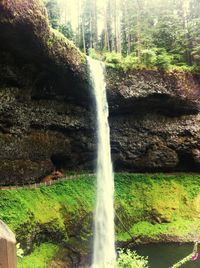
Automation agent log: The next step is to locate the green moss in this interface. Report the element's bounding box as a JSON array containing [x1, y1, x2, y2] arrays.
[[18, 243, 59, 268], [46, 28, 86, 64], [117, 219, 200, 242], [47, 28, 76, 51], [0, 175, 95, 231], [1, 173, 200, 257], [115, 173, 200, 242]]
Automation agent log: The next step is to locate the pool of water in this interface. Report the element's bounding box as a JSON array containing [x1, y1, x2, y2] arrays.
[[132, 243, 200, 268]]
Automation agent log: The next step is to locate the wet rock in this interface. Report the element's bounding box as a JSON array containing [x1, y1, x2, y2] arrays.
[[110, 113, 200, 172], [192, 149, 200, 165], [108, 69, 200, 172], [106, 69, 200, 116]]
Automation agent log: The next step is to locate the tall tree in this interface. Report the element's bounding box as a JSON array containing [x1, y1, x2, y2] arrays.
[[102, 0, 113, 51], [50, 0, 200, 67], [59, 22, 74, 40], [45, 0, 60, 29], [79, 0, 98, 53]]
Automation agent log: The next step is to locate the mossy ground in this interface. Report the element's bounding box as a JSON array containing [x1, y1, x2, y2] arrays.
[[1, 173, 200, 267], [115, 173, 200, 242], [18, 243, 59, 268]]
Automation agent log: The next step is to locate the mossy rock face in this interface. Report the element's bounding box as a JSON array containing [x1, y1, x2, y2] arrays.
[[106, 68, 200, 173], [0, 1, 95, 185], [0, 0, 88, 100], [106, 68, 200, 116]]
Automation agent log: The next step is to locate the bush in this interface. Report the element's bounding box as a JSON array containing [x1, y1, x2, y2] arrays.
[[115, 249, 149, 268], [141, 49, 157, 67], [154, 48, 172, 70], [192, 46, 200, 65], [105, 52, 123, 68], [88, 48, 102, 61], [122, 54, 140, 71], [89, 49, 175, 71]]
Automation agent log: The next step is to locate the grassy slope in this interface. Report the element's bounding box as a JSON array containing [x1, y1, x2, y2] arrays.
[[1, 173, 200, 266], [0, 174, 95, 231], [18, 243, 59, 268], [115, 174, 200, 241]]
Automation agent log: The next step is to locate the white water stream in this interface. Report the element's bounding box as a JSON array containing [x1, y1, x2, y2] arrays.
[[88, 57, 116, 268]]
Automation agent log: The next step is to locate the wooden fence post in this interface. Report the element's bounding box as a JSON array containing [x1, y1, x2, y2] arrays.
[[0, 220, 17, 268]]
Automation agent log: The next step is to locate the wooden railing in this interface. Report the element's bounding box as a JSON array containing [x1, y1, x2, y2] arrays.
[[0, 220, 17, 268], [0, 174, 94, 191]]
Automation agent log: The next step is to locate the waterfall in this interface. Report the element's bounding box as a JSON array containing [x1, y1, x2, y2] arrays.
[[88, 57, 116, 268]]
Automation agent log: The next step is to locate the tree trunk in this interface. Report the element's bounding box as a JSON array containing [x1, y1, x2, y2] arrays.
[[82, 16, 86, 54]]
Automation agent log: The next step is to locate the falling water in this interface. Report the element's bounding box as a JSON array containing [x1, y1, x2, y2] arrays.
[[88, 57, 116, 268]]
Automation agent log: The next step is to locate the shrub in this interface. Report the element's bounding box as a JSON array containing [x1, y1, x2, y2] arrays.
[[122, 54, 140, 71], [115, 249, 149, 268], [192, 46, 200, 65], [105, 52, 123, 68], [88, 48, 102, 61], [141, 49, 157, 67], [154, 48, 172, 70], [17, 243, 24, 258]]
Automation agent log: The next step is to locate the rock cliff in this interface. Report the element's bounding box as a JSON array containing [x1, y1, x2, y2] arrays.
[[0, 0, 200, 185], [107, 69, 200, 172], [0, 0, 94, 185]]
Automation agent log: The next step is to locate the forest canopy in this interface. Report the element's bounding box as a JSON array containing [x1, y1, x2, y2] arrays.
[[44, 0, 200, 70]]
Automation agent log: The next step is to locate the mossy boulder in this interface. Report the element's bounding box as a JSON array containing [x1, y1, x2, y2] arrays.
[[0, 0, 88, 100]]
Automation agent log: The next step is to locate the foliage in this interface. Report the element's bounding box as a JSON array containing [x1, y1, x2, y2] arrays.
[[0, 174, 95, 231], [17, 243, 24, 258], [141, 49, 157, 67], [51, 0, 200, 69], [90, 48, 199, 72], [1, 174, 200, 265], [115, 249, 149, 268], [45, 0, 75, 43], [58, 22, 74, 40], [114, 173, 200, 241], [88, 48, 102, 60], [45, 0, 60, 29], [104, 52, 141, 70], [122, 54, 140, 71], [77, 0, 98, 53], [153, 15, 184, 54], [18, 243, 59, 268], [105, 52, 123, 68], [192, 47, 200, 64], [154, 48, 172, 70]]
